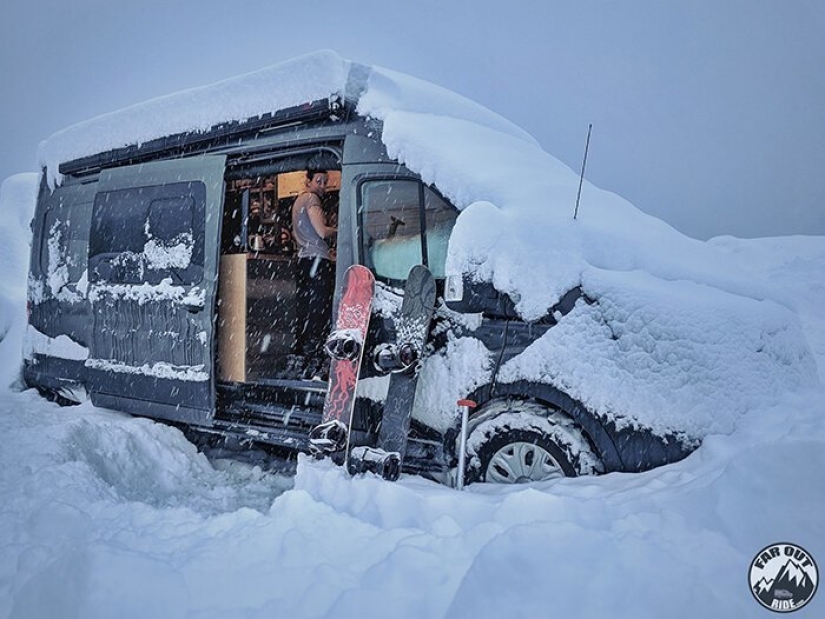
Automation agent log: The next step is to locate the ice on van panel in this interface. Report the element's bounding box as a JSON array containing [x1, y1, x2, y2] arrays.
[[84, 358, 208, 382], [27, 275, 45, 305], [23, 325, 89, 362], [89, 279, 205, 308], [46, 221, 69, 295], [45, 222, 83, 302]]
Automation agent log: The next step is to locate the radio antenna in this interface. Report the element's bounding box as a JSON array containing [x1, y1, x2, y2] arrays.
[[573, 123, 592, 220]]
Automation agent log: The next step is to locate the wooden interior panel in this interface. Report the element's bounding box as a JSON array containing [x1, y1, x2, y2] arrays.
[[278, 170, 341, 199], [217, 254, 247, 382]]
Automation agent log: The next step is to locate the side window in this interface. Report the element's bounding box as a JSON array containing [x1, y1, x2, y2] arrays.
[[40, 204, 91, 297], [89, 182, 205, 285], [423, 187, 458, 278], [359, 179, 459, 281], [360, 179, 424, 281]]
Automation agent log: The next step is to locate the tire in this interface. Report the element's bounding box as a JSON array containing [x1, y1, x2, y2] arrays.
[[464, 401, 601, 485], [36, 385, 84, 407]]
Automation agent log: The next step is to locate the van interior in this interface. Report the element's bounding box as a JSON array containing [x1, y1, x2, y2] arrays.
[[216, 169, 340, 385]]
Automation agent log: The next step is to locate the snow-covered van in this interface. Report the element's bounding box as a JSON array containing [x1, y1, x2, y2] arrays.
[[24, 52, 816, 485]]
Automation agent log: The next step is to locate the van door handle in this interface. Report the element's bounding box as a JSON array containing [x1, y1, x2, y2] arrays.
[[183, 302, 204, 314]]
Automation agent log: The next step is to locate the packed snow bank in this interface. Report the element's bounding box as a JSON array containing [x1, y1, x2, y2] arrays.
[[0, 173, 38, 389], [0, 173, 37, 301], [1, 386, 822, 619], [710, 235, 825, 381]]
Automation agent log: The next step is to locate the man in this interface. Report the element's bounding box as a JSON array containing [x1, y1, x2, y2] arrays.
[[291, 170, 337, 378]]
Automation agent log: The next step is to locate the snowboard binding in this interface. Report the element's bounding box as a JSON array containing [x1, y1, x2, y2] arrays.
[[324, 329, 363, 361], [348, 446, 402, 481], [372, 342, 420, 374], [308, 419, 349, 456]]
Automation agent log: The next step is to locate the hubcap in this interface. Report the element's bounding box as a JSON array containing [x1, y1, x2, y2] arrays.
[[486, 441, 566, 484]]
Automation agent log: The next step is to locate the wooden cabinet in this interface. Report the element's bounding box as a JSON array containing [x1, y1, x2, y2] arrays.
[[216, 254, 296, 382]]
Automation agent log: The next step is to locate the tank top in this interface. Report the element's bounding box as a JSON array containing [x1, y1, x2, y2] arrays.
[[292, 197, 331, 260]]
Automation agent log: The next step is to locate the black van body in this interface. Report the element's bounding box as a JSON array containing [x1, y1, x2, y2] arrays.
[[24, 94, 692, 484]]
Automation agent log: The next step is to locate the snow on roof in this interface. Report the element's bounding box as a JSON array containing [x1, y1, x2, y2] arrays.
[[37, 51, 350, 187], [37, 50, 532, 187], [35, 50, 819, 441]]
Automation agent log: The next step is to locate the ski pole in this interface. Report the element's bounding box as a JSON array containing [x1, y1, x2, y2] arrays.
[[456, 399, 476, 490]]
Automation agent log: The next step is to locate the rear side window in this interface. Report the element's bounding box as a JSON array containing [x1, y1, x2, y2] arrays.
[[89, 182, 205, 285], [39, 197, 93, 298]]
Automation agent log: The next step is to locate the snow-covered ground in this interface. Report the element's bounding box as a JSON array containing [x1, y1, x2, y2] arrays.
[[1, 170, 824, 617]]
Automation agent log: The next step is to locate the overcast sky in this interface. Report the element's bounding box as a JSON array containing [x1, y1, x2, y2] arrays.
[[2, 0, 823, 240]]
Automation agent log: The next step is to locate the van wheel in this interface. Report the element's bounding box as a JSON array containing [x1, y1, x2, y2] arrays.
[[37, 386, 82, 407], [464, 403, 601, 485]]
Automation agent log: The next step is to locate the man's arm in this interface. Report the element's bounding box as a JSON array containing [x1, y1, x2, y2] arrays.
[[306, 196, 337, 239]]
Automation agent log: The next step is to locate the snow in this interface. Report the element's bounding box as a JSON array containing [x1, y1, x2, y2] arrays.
[[4, 52, 825, 617], [0, 173, 38, 388], [143, 234, 195, 272], [83, 358, 208, 382], [413, 336, 493, 433], [88, 279, 205, 307], [37, 51, 351, 188], [23, 325, 89, 362], [498, 267, 816, 441]]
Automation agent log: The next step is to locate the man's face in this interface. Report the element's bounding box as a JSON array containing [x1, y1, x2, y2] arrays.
[[309, 173, 328, 196]]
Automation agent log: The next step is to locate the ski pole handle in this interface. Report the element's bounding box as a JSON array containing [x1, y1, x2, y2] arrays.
[[456, 399, 476, 490]]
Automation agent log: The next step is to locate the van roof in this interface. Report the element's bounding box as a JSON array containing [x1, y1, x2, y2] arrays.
[[38, 50, 532, 186]]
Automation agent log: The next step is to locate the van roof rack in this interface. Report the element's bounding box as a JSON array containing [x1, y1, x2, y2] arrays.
[[59, 96, 353, 177]]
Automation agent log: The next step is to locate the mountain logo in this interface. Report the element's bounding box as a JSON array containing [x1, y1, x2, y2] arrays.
[[749, 543, 818, 613]]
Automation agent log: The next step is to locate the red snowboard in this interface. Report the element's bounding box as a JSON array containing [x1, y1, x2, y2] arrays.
[[309, 265, 374, 456]]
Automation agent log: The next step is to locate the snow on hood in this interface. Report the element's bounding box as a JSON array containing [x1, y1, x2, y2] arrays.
[[34, 50, 819, 440]]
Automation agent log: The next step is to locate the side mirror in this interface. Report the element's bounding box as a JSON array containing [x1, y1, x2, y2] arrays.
[[445, 274, 585, 322], [444, 273, 520, 319]]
